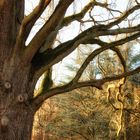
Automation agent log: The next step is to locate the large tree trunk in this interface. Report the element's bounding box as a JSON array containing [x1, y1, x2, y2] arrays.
[[0, 1, 36, 139], [0, 63, 35, 140], [0, 108, 34, 140]]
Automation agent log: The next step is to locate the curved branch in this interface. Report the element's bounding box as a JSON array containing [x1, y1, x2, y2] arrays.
[[32, 26, 140, 80], [111, 47, 126, 71], [31, 65, 140, 109], [38, 1, 140, 54], [135, 0, 140, 4], [107, 4, 140, 28], [61, 1, 108, 27], [21, 2, 140, 65], [31, 32, 140, 108], [71, 33, 140, 84], [62, 3, 140, 29]]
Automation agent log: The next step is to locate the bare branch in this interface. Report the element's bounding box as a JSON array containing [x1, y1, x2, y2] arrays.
[[71, 33, 140, 84], [135, 0, 140, 5], [107, 4, 140, 28], [31, 32, 140, 108], [20, 2, 140, 66], [32, 25, 140, 79], [111, 47, 126, 71], [22, 0, 74, 64], [32, 65, 140, 109], [15, 0, 51, 48], [61, 1, 108, 27], [62, 3, 140, 29]]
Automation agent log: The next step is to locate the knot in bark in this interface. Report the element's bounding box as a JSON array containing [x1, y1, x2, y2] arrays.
[[17, 94, 28, 103], [1, 115, 9, 127], [4, 81, 11, 89]]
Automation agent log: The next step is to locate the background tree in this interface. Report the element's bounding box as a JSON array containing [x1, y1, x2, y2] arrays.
[[0, 0, 140, 139], [33, 45, 140, 140]]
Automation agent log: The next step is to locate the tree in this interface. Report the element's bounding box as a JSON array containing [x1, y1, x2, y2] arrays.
[[0, 0, 140, 139], [33, 49, 140, 140]]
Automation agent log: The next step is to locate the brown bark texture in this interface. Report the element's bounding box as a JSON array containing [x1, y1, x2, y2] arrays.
[[0, 1, 35, 139]]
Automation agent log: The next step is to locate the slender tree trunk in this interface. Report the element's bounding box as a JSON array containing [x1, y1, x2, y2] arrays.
[[0, 1, 36, 139]]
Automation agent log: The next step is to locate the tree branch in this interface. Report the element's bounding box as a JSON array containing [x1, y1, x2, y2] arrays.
[[111, 47, 126, 71], [71, 33, 140, 84], [31, 32, 140, 108], [39, 1, 140, 53], [61, 1, 108, 27], [22, 0, 74, 64], [32, 65, 140, 109], [21, 2, 140, 66], [15, 0, 51, 48], [107, 4, 140, 28], [135, 0, 140, 5], [62, 3, 140, 29], [21, 1, 140, 64], [32, 26, 140, 80]]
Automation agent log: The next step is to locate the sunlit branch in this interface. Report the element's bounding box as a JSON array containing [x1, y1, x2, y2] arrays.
[[16, 0, 51, 48], [22, 0, 74, 64]]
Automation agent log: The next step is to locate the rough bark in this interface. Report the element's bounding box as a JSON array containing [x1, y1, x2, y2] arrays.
[[0, 107, 34, 140], [0, 1, 35, 139], [0, 52, 35, 139]]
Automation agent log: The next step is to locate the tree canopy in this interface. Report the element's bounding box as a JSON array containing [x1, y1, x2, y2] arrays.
[[27, 0, 140, 108]]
